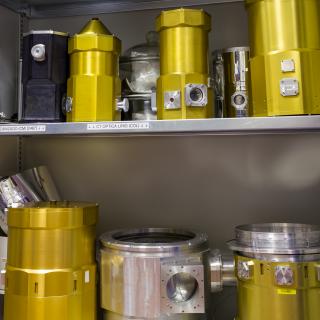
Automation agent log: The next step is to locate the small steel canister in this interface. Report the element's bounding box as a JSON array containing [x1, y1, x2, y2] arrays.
[[223, 47, 251, 117]]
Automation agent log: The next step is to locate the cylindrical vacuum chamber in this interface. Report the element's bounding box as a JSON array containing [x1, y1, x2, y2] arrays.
[[156, 9, 213, 120], [4, 201, 98, 320], [228, 223, 320, 320], [246, 0, 320, 116], [100, 228, 212, 320]]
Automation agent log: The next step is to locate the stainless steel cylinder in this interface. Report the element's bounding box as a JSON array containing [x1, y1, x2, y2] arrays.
[[100, 228, 211, 320], [0, 166, 61, 235], [223, 47, 251, 117], [228, 223, 320, 320]]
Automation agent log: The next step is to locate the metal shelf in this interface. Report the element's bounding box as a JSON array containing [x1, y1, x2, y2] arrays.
[[0, 0, 242, 18], [0, 116, 319, 137]]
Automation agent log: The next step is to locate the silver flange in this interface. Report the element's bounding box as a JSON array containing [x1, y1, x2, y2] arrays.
[[228, 223, 320, 255]]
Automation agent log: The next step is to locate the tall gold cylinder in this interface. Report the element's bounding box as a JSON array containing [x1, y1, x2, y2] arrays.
[[156, 9, 213, 119], [67, 18, 122, 122], [4, 201, 98, 320], [246, 0, 320, 116]]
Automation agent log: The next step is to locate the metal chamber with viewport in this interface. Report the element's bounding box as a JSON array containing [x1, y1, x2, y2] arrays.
[[99, 228, 235, 320], [228, 223, 320, 320]]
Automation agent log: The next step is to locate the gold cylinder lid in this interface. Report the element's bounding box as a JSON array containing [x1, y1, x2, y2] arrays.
[[8, 201, 98, 229], [156, 8, 211, 32]]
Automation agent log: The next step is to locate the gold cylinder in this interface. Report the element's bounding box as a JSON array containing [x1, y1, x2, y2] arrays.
[[246, 0, 320, 116], [235, 256, 320, 320], [4, 201, 98, 320], [156, 8, 213, 120], [67, 18, 121, 122], [229, 223, 320, 320]]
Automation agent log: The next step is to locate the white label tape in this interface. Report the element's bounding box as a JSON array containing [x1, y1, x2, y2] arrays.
[[87, 122, 150, 131]]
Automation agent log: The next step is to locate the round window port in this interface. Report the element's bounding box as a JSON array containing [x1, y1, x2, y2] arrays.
[[190, 88, 204, 102], [233, 94, 246, 106], [166, 272, 198, 303]]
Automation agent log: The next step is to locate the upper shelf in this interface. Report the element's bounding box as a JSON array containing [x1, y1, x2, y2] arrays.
[[0, 116, 319, 137], [0, 0, 242, 18]]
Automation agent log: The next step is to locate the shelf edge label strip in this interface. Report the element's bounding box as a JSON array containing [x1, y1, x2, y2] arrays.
[[87, 122, 150, 131], [0, 125, 46, 133]]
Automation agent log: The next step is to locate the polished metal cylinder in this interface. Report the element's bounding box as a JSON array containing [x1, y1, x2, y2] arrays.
[[223, 47, 250, 117], [100, 228, 211, 320], [228, 223, 320, 320], [246, 0, 320, 116], [156, 9, 213, 120], [4, 201, 98, 320]]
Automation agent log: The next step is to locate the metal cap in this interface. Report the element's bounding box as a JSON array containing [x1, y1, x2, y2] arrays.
[[156, 8, 211, 32], [228, 223, 320, 255], [100, 228, 209, 254]]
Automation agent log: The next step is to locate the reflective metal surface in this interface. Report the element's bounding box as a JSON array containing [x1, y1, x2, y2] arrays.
[[228, 223, 320, 255], [223, 47, 250, 118], [210, 250, 236, 292], [4, 201, 98, 320], [100, 228, 211, 320], [0, 166, 61, 234]]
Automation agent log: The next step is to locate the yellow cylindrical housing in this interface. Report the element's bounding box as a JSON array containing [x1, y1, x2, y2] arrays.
[[229, 223, 320, 320], [156, 9, 213, 119], [246, 0, 320, 116], [67, 18, 122, 122], [235, 256, 320, 320], [4, 201, 98, 320]]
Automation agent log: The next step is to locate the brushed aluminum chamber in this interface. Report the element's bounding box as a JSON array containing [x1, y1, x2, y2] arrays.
[[228, 223, 320, 320], [4, 201, 98, 320], [100, 228, 211, 320]]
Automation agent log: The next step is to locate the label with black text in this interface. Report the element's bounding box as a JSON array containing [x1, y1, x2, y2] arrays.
[[87, 122, 150, 131], [0, 125, 46, 133]]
